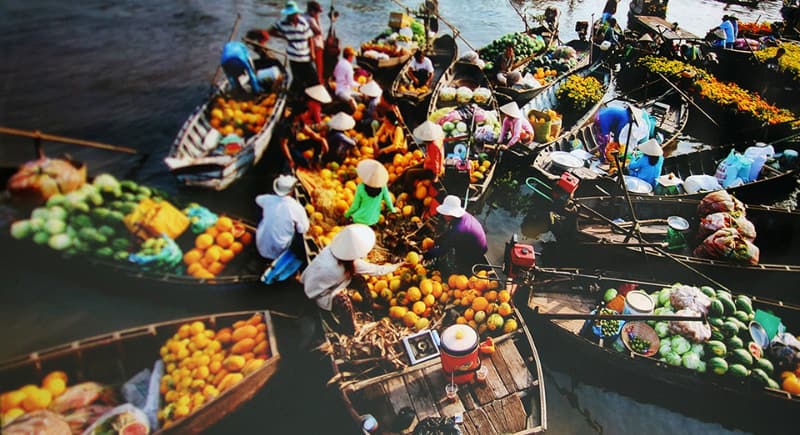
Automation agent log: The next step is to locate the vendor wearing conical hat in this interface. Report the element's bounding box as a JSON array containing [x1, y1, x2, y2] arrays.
[[301, 224, 405, 333], [627, 138, 664, 187], [498, 102, 534, 148], [344, 159, 397, 226], [326, 112, 357, 160], [402, 120, 446, 192], [280, 84, 331, 169], [300, 84, 331, 126], [427, 195, 487, 274]]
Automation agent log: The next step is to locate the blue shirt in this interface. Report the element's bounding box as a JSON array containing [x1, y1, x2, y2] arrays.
[[221, 42, 260, 93], [628, 154, 664, 187], [719, 20, 735, 44], [596, 106, 631, 138]]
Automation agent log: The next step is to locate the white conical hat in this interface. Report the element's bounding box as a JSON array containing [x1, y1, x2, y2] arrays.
[[360, 80, 382, 98], [499, 101, 522, 118], [639, 33, 654, 42], [356, 159, 389, 188], [272, 174, 297, 196], [638, 138, 663, 157], [329, 224, 376, 261], [328, 112, 356, 131], [436, 195, 466, 218], [305, 84, 332, 103], [413, 120, 444, 142]]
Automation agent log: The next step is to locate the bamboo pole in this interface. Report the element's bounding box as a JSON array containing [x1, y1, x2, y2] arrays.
[[0, 126, 138, 154], [655, 72, 720, 127], [211, 14, 242, 89]]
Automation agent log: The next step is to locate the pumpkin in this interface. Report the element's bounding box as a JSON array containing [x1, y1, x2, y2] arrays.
[[7, 157, 86, 202]]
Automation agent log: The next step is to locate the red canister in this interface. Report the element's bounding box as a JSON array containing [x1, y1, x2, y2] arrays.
[[440, 325, 480, 384]]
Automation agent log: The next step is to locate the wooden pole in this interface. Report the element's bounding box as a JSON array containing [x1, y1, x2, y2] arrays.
[[655, 72, 720, 127], [0, 126, 138, 154], [211, 14, 242, 89]]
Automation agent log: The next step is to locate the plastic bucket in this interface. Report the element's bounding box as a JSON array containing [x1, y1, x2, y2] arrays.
[[623, 291, 655, 316], [440, 325, 480, 384]]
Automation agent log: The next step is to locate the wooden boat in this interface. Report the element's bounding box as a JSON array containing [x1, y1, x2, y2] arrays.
[[494, 39, 592, 108], [503, 61, 614, 166], [546, 195, 800, 302], [427, 61, 495, 119], [527, 88, 689, 197], [487, 31, 556, 104], [0, 310, 280, 434], [626, 13, 701, 41], [519, 267, 799, 434], [324, 309, 546, 434], [165, 50, 288, 191], [391, 34, 458, 106]]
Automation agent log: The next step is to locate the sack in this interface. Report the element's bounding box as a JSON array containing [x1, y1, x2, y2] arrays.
[[697, 190, 745, 218], [684, 175, 721, 194], [124, 198, 190, 240], [698, 212, 757, 241], [693, 227, 760, 265]]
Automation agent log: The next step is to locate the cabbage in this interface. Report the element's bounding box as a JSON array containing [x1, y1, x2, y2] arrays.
[[681, 351, 701, 370], [33, 231, 50, 245], [659, 343, 671, 357], [473, 87, 492, 104], [48, 206, 67, 221], [10, 220, 32, 239], [440, 86, 457, 102], [31, 207, 50, 221], [690, 343, 705, 357], [48, 233, 72, 251], [456, 121, 468, 133], [654, 322, 670, 338], [665, 351, 682, 367], [456, 86, 473, 104], [29, 217, 46, 232], [658, 288, 672, 307], [671, 336, 691, 355], [45, 219, 66, 235], [697, 361, 707, 373]]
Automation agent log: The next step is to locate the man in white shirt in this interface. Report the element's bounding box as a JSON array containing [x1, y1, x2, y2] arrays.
[[406, 50, 434, 88], [333, 46, 360, 112], [255, 174, 309, 261]]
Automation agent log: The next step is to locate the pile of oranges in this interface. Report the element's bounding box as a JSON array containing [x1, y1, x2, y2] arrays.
[[183, 216, 251, 279], [1, 371, 69, 425], [158, 313, 270, 427], [208, 94, 277, 138]]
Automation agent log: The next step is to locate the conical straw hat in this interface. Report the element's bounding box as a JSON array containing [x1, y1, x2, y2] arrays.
[[499, 102, 521, 118], [305, 84, 332, 103], [638, 138, 663, 157], [328, 112, 356, 131], [360, 80, 382, 98], [329, 224, 376, 261], [356, 159, 389, 188], [413, 120, 444, 142]]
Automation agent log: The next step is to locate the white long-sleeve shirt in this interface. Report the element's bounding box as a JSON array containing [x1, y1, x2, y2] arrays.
[[255, 194, 309, 260], [333, 57, 359, 97], [301, 247, 400, 310]]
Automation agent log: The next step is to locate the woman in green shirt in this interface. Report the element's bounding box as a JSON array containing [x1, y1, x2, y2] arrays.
[[345, 159, 397, 225]]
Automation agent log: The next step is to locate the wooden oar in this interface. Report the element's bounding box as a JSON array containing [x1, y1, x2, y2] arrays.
[[210, 13, 242, 91], [0, 126, 138, 155], [655, 72, 720, 127]]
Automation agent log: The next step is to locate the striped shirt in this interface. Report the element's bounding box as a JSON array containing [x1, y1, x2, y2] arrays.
[[272, 16, 313, 62]]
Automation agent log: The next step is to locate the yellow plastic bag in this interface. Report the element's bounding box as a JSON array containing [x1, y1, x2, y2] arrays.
[[124, 198, 189, 240]]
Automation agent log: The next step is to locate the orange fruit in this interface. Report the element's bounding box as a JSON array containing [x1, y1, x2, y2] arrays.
[[3, 407, 25, 423], [205, 226, 219, 238], [497, 302, 513, 317], [208, 261, 225, 275], [22, 388, 52, 412], [464, 308, 475, 321], [219, 249, 235, 263], [184, 249, 203, 265], [230, 241, 244, 254], [1, 390, 26, 413], [498, 290, 511, 303], [403, 312, 419, 328], [423, 294, 435, 307], [195, 234, 214, 250], [412, 301, 426, 315], [455, 275, 470, 290], [203, 247, 222, 263], [239, 232, 252, 245], [187, 263, 204, 275], [485, 290, 498, 302], [471, 296, 489, 312], [406, 251, 420, 266], [216, 232, 234, 249], [421, 237, 435, 251], [216, 217, 234, 232], [43, 377, 66, 398]]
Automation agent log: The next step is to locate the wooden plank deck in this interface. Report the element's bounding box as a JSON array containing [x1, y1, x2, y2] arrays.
[[345, 331, 536, 434], [529, 292, 595, 334], [633, 15, 700, 40]]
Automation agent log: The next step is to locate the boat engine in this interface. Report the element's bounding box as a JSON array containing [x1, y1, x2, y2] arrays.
[[503, 234, 536, 285]]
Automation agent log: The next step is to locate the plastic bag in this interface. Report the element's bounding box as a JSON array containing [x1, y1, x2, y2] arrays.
[[684, 175, 721, 194], [668, 308, 711, 342], [693, 227, 760, 265], [668, 285, 711, 315], [697, 190, 745, 217], [714, 150, 752, 188], [698, 211, 756, 241]]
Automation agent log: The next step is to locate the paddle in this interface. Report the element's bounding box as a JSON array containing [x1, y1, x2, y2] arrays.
[[0, 126, 139, 155], [655, 72, 720, 127], [209, 14, 242, 93]]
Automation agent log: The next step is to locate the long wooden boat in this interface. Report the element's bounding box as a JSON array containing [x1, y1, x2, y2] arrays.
[[488, 31, 556, 105], [0, 311, 280, 434], [528, 88, 689, 196], [503, 61, 614, 167], [324, 309, 546, 434], [546, 195, 800, 302], [427, 61, 495, 119], [165, 50, 288, 191], [519, 268, 799, 434], [391, 34, 458, 106], [494, 39, 593, 108]]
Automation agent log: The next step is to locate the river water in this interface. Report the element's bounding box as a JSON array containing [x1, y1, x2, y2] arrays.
[[0, 0, 790, 434]]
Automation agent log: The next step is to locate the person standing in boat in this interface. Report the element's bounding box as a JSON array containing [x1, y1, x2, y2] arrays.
[[344, 159, 398, 226], [626, 139, 664, 187], [359, 80, 385, 133], [304, 1, 325, 84], [333, 46, 360, 113], [404, 121, 445, 189], [255, 175, 309, 262], [489, 45, 515, 85], [601, 0, 618, 23], [713, 15, 735, 49], [498, 102, 534, 149], [301, 224, 405, 333], [407, 50, 435, 88], [269, 1, 319, 94], [325, 112, 357, 161], [426, 195, 487, 275]]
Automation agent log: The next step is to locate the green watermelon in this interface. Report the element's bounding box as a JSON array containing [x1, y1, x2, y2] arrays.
[[750, 368, 771, 387], [728, 363, 750, 378], [735, 295, 754, 315], [711, 327, 725, 341], [708, 357, 728, 375], [705, 340, 727, 358], [709, 299, 724, 318], [721, 321, 739, 339], [733, 311, 750, 323], [716, 289, 733, 300], [766, 378, 780, 389], [730, 348, 754, 367], [700, 286, 716, 298], [708, 317, 724, 328], [719, 296, 736, 316], [755, 357, 774, 376], [727, 336, 744, 350]]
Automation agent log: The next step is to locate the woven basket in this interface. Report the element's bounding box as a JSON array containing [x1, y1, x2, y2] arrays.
[[620, 322, 660, 357]]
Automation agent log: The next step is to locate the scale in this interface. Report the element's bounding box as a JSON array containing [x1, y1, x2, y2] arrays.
[[402, 329, 441, 365], [544, 151, 585, 175]]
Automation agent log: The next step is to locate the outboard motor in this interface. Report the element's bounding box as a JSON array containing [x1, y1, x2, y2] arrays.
[[503, 234, 536, 283]]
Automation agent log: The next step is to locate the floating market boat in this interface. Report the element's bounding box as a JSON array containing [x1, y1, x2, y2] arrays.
[[545, 195, 800, 302], [0, 311, 279, 434], [165, 48, 288, 191], [517, 267, 800, 434], [504, 61, 614, 166], [323, 308, 546, 435], [482, 31, 556, 104], [527, 88, 689, 197], [427, 61, 495, 119], [391, 33, 458, 106]]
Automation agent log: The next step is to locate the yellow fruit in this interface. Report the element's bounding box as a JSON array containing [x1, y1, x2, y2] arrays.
[[3, 407, 25, 424], [503, 318, 518, 333], [423, 294, 435, 307], [406, 251, 420, 266], [389, 306, 408, 320], [474, 310, 487, 324], [412, 301, 426, 315], [455, 275, 470, 290], [486, 314, 504, 331], [189, 321, 206, 336], [403, 312, 419, 328], [498, 290, 511, 303], [471, 296, 489, 312], [455, 316, 467, 325], [43, 371, 68, 385], [407, 286, 422, 302], [419, 279, 433, 295], [464, 308, 475, 321], [216, 216, 234, 232], [195, 233, 214, 250], [1, 390, 26, 413], [22, 388, 52, 412], [415, 317, 430, 331], [421, 237, 435, 251], [402, 205, 414, 216], [497, 302, 513, 317], [43, 377, 66, 398]]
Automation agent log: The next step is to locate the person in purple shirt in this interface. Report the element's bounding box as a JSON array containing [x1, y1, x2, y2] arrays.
[[594, 105, 631, 160], [427, 195, 488, 273]]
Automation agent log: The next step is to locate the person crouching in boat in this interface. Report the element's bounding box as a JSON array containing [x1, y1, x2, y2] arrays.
[[255, 174, 309, 261], [280, 84, 331, 169], [426, 195, 488, 275], [220, 41, 262, 94], [344, 159, 398, 226], [498, 102, 534, 149], [594, 105, 632, 162], [407, 50, 435, 89], [301, 224, 405, 333], [359, 80, 384, 132], [325, 112, 357, 161], [403, 121, 445, 191], [333, 46, 360, 113], [626, 139, 664, 188], [373, 110, 407, 161]]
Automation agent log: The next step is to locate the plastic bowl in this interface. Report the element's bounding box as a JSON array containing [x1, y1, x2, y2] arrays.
[[620, 322, 660, 357], [749, 321, 769, 349]]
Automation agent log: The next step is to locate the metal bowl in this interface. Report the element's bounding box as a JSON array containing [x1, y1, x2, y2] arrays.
[[623, 175, 653, 194], [667, 216, 690, 231]]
